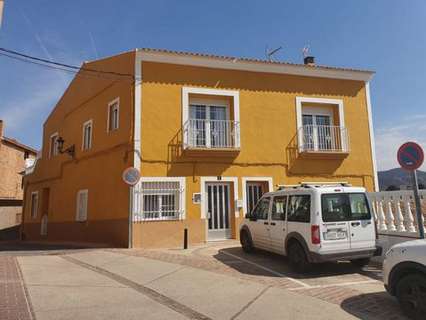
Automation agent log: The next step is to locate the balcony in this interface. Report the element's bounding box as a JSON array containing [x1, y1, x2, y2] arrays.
[[298, 124, 349, 155], [183, 119, 240, 152]]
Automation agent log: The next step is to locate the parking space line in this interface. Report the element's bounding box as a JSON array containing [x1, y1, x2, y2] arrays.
[[220, 251, 311, 288], [289, 279, 379, 291]]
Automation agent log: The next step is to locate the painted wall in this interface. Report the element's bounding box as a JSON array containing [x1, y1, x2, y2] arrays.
[[132, 61, 375, 248], [22, 51, 135, 247]]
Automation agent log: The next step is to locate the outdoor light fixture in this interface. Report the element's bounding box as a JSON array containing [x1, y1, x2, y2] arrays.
[[57, 136, 75, 158]]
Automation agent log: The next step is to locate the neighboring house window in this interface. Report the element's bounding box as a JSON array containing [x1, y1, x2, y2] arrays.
[[108, 98, 119, 131], [76, 189, 88, 221], [49, 132, 59, 158], [82, 120, 93, 150], [30, 192, 39, 218], [136, 178, 185, 221], [24, 151, 29, 159]]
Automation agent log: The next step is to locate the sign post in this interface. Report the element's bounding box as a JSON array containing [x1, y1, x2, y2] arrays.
[[397, 142, 425, 239], [122, 167, 141, 248]]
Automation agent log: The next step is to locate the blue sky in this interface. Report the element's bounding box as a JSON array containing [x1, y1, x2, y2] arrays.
[[0, 0, 425, 170]]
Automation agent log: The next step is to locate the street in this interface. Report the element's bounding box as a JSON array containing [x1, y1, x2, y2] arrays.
[[0, 241, 407, 320]]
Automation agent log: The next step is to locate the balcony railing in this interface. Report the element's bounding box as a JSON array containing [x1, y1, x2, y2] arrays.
[[298, 124, 349, 153], [184, 119, 240, 149]]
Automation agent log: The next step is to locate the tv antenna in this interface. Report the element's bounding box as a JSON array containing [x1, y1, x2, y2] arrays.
[[302, 45, 310, 58], [265, 45, 283, 62]]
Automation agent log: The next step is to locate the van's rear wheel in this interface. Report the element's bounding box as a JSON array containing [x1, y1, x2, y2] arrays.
[[240, 231, 254, 253], [288, 242, 311, 273], [350, 258, 370, 267]]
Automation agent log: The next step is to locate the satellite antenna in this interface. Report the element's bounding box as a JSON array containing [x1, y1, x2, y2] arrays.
[[265, 45, 283, 62]]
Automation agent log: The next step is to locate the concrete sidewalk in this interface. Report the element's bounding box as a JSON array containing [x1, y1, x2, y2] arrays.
[[18, 250, 358, 320]]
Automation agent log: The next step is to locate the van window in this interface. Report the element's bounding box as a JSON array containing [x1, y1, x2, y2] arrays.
[[271, 196, 287, 221], [321, 193, 371, 222], [251, 197, 270, 220], [287, 195, 310, 223]]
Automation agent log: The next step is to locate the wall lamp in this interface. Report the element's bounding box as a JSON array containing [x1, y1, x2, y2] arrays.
[[57, 136, 75, 158]]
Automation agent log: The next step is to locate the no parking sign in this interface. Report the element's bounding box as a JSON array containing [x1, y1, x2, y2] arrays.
[[397, 141, 424, 238], [397, 142, 424, 171]]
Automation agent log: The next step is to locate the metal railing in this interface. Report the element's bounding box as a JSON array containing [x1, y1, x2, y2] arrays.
[[298, 125, 349, 153], [184, 119, 240, 149], [368, 190, 426, 236], [132, 181, 184, 221]]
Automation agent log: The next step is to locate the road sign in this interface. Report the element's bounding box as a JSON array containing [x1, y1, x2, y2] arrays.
[[122, 167, 140, 186], [397, 142, 425, 239], [397, 142, 424, 171]]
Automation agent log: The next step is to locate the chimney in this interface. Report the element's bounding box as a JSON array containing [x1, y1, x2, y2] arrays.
[[304, 56, 315, 66], [0, 119, 3, 138]]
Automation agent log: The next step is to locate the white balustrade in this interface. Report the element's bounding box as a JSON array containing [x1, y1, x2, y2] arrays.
[[368, 190, 426, 237]]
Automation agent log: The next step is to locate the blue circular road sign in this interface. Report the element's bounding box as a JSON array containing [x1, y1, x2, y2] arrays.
[[397, 142, 424, 171]]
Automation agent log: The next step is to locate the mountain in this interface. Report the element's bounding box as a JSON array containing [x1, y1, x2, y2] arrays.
[[378, 168, 426, 191]]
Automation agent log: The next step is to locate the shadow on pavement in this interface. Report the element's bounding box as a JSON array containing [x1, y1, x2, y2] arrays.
[[0, 241, 108, 256], [340, 291, 407, 320], [214, 246, 382, 281]]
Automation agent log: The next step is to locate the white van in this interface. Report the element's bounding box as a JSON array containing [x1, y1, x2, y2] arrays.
[[239, 182, 381, 272]]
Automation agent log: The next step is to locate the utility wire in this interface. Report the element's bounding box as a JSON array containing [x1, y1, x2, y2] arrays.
[[0, 52, 133, 82], [0, 47, 135, 80]]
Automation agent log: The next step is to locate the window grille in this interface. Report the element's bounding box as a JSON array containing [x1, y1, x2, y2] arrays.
[[133, 180, 184, 221]]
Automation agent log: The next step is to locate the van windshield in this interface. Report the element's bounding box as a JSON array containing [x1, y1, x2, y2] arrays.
[[321, 193, 371, 222]]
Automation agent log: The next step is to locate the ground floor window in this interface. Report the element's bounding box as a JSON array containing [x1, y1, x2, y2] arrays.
[[134, 178, 185, 221], [76, 189, 88, 222]]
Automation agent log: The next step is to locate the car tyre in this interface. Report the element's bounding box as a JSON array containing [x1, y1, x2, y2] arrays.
[[396, 274, 426, 320], [288, 241, 311, 273], [350, 258, 370, 267], [240, 231, 254, 253]]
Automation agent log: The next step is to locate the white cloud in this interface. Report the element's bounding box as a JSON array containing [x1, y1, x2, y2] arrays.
[[375, 116, 426, 171]]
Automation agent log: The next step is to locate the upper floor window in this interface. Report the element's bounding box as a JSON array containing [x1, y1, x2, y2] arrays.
[[182, 87, 240, 150], [108, 98, 119, 132], [82, 120, 93, 150], [296, 97, 348, 153], [49, 132, 59, 158], [30, 191, 39, 218]]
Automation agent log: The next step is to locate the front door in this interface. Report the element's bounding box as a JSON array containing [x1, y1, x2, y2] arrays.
[[207, 183, 231, 241]]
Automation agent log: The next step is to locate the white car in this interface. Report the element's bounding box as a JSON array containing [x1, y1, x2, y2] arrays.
[[383, 239, 426, 320], [240, 182, 381, 272]]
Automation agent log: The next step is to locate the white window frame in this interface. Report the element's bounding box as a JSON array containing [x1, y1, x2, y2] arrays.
[[82, 120, 93, 151], [296, 97, 345, 152], [76, 189, 89, 222], [49, 132, 59, 158], [241, 177, 273, 215], [30, 191, 39, 219], [182, 87, 240, 148], [107, 97, 120, 132], [135, 177, 186, 221]]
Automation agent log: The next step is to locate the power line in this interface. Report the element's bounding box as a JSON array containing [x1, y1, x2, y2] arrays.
[[0, 52, 133, 82], [0, 47, 135, 80]]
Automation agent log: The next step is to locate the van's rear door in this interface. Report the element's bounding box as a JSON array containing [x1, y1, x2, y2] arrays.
[[347, 193, 375, 250], [320, 193, 350, 252]]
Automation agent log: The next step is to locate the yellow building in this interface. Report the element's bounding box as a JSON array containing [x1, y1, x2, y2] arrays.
[[22, 48, 377, 248]]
